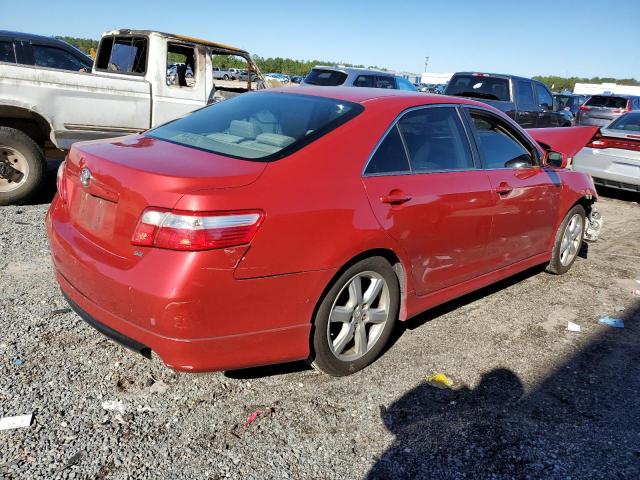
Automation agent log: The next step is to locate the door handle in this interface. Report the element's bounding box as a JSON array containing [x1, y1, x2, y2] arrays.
[[495, 182, 513, 196], [380, 190, 412, 205]]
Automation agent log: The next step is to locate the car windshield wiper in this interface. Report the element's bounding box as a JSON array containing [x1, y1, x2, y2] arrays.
[[453, 91, 502, 101]]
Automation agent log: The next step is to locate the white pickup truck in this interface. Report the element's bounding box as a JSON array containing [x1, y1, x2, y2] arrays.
[[0, 28, 265, 204]]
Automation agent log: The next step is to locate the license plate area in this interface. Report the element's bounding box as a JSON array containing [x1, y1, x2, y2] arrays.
[[75, 191, 116, 235]]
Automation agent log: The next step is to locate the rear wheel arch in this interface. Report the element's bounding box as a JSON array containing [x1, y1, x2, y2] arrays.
[[311, 248, 409, 326], [0, 105, 53, 147]]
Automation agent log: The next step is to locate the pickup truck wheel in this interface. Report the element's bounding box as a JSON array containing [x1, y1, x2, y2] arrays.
[[546, 205, 585, 275], [309, 256, 399, 376], [223, 74, 229, 80], [0, 127, 45, 205]]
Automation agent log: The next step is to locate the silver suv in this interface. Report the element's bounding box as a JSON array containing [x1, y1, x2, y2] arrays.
[[576, 94, 640, 127], [301, 66, 416, 91]]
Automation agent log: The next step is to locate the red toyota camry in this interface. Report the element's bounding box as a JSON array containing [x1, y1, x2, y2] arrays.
[[47, 87, 598, 376]]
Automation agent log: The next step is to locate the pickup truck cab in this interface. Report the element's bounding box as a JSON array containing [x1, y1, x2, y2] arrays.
[[0, 29, 264, 204], [444, 72, 564, 129]]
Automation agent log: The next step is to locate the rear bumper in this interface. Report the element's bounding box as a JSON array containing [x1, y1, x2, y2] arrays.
[[46, 196, 334, 372], [573, 148, 640, 191]]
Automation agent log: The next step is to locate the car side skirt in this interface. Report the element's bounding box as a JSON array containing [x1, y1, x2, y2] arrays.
[[405, 252, 550, 320]]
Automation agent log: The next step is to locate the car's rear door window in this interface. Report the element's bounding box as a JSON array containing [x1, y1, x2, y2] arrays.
[[147, 92, 363, 161], [0, 41, 16, 63], [397, 107, 474, 172], [364, 126, 410, 175], [304, 69, 347, 86], [584, 95, 628, 109], [468, 111, 537, 169], [354, 75, 376, 88], [376, 76, 396, 89]]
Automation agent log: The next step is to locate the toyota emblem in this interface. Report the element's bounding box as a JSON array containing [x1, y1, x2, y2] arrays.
[[80, 167, 92, 188]]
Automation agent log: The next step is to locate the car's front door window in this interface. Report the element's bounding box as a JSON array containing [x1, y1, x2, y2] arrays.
[[469, 113, 537, 169]]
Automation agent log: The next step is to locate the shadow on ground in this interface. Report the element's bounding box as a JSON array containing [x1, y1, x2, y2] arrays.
[[22, 158, 61, 206], [367, 302, 640, 479]]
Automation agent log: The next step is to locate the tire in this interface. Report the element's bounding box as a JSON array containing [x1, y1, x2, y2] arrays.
[[0, 127, 45, 205], [309, 256, 399, 376], [223, 74, 229, 80], [546, 204, 586, 275]]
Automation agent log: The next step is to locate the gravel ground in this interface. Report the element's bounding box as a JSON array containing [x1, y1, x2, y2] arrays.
[[1, 186, 639, 479]]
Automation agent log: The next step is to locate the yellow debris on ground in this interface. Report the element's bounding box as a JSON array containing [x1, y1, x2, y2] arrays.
[[427, 373, 454, 389]]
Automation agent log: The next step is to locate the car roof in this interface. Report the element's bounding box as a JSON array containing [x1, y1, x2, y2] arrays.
[[313, 66, 394, 76], [264, 86, 490, 107], [0, 30, 74, 46], [452, 71, 538, 82]]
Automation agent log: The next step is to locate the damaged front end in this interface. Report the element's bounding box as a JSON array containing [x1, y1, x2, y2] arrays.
[[584, 204, 603, 242]]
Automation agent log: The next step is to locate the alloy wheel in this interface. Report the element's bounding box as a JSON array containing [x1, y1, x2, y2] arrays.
[[559, 213, 583, 266], [327, 271, 390, 361]]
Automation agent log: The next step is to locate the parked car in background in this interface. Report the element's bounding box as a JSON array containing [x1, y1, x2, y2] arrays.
[[290, 75, 304, 84], [573, 111, 640, 192], [47, 87, 599, 377], [0, 30, 93, 72], [212, 67, 237, 80], [444, 72, 565, 128], [301, 66, 416, 91], [236, 69, 258, 82], [0, 29, 264, 205], [554, 93, 587, 117], [265, 73, 290, 84], [575, 94, 640, 127]]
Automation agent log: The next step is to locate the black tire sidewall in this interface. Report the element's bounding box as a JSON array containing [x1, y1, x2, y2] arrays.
[[310, 256, 399, 376], [0, 127, 45, 205], [548, 204, 586, 275]]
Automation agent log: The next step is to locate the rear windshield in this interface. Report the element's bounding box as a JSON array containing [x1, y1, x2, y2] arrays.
[[304, 69, 348, 86], [608, 112, 640, 131], [146, 92, 363, 161], [444, 75, 510, 102], [585, 95, 628, 109]]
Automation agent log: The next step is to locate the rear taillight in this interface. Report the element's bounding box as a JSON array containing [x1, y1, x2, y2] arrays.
[[131, 209, 264, 251], [586, 132, 640, 152], [579, 105, 592, 111], [56, 160, 67, 204]]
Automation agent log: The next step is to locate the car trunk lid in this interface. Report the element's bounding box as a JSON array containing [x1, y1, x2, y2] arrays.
[[63, 135, 267, 257]]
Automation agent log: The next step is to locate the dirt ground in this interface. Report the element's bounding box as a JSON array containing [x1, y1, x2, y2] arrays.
[[1, 169, 639, 478]]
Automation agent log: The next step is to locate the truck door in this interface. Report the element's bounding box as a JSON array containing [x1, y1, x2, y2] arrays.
[[37, 35, 152, 149], [514, 80, 538, 128], [534, 82, 557, 127], [152, 41, 207, 126]]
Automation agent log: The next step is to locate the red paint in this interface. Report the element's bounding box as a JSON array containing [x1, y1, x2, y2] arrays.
[[46, 88, 597, 372]]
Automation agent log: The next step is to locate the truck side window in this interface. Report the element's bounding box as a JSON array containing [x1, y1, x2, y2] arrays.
[[515, 81, 535, 108], [166, 43, 196, 87], [0, 41, 16, 63], [96, 36, 147, 75], [535, 83, 553, 111]]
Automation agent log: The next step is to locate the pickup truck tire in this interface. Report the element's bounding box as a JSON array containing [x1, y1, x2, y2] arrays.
[[0, 127, 45, 206], [223, 74, 230, 80]]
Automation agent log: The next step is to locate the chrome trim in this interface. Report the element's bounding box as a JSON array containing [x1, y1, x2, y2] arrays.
[[361, 104, 472, 177], [64, 124, 145, 134]]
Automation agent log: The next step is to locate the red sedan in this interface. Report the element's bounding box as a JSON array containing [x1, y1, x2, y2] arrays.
[[47, 88, 598, 376]]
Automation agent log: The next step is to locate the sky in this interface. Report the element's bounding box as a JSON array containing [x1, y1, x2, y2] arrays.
[[4, 0, 639, 79]]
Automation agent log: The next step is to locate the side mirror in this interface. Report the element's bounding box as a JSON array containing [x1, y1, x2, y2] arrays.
[[545, 151, 568, 169]]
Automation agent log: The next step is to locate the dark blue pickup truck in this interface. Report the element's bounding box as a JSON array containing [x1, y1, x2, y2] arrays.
[[444, 72, 565, 128]]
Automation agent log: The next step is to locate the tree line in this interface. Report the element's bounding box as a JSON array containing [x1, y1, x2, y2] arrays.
[[57, 36, 638, 88]]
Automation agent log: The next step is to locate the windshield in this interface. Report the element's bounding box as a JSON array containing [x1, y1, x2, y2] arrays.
[[584, 95, 628, 109], [304, 69, 348, 86], [608, 112, 640, 131], [444, 75, 510, 102], [146, 92, 363, 161]]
